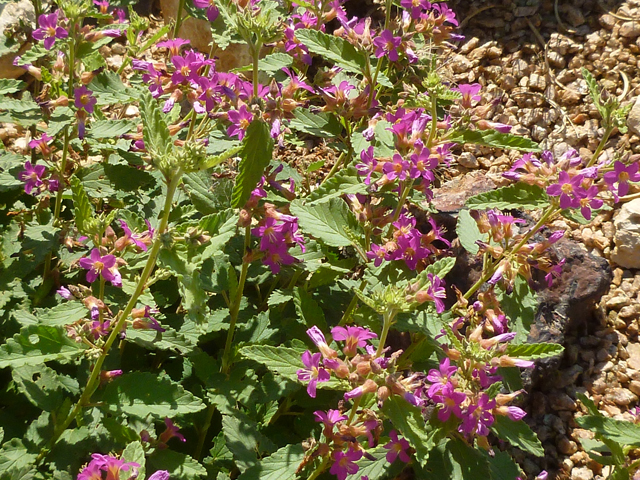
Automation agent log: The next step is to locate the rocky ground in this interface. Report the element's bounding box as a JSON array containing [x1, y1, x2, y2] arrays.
[[442, 1, 640, 479], [3, 0, 640, 478]]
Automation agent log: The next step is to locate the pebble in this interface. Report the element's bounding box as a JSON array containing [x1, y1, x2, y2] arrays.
[[605, 387, 638, 406], [626, 343, 640, 370], [606, 295, 631, 310], [619, 305, 640, 319], [629, 380, 640, 396], [458, 152, 478, 168], [571, 466, 594, 480], [558, 436, 579, 455], [621, 22, 640, 38]]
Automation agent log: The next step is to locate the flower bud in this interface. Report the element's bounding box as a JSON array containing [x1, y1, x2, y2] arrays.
[[377, 386, 391, 404], [356, 361, 372, 376]]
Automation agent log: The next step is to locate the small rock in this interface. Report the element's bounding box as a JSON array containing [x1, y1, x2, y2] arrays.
[[611, 198, 640, 268], [558, 436, 579, 455], [460, 37, 479, 55], [458, 152, 478, 168], [549, 392, 578, 411], [562, 5, 585, 27], [619, 305, 640, 319], [621, 22, 640, 38], [605, 387, 638, 406], [628, 96, 640, 137], [571, 466, 594, 480], [13, 136, 28, 152], [629, 380, 640, 396], [599, 14, 616, 30], [501, 74, 516, 90], [0, 0, 36, 79], [606, 295, 631, 310], [125, 105, 139, 117], [547, 51, 566, 69], [626, 342, 640, 370]]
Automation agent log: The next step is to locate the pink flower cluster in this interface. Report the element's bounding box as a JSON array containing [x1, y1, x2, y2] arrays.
[[251, 209, 305, 274], [366, 214, 450, 272]]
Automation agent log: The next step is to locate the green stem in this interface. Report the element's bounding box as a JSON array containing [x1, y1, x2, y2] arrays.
[[338, 279, 368, 326], [319, 151, 346, 186], [194, 402, 216, 460], [252, 40, 263, 100], [426, 91, 438, 148], [389, 180, 413, 227], [220, 225, 252, 375], [307, 456, 330, 480], [586, 125, 615, 169], [172, 0, 186, 39], [376, 308, 396, 357], [98, 277, 105, 322], [36, 170, 183, 464]]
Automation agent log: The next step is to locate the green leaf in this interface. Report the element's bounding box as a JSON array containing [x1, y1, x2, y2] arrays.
[[140, 90, 173, 159], [465, 184, 549, 210], [70, 176, 95, 236], [448, 130, 541, 152], [485, 450, 522, 480], [294, 29, 367, 75], [125, 327, 195, 355], [293, 287, 327, 331], [257, 52, 294, 73], [148, 449, 206, 480], [90, 71, 138, 104], [456, 209, 486, 255], [422, 438, 492, 480], [122, 441, 146, 480], [491, 415, 544, 457], [237, 444, 304, 480], [381, 396, 435, 465], [346, 445, 404, 480], [12, 364, 79, 412], [89, 119, 138, 138], [100, 372, 205, 418], [0, 325, 88, 369], [239, 345, 302, 381], [577, 392, 601, 416], [306, 166, 366, 205], [0, 439, 36, 476], [497, 277, 537, 343], [505, 343, 564, 360], [582, 68, 606, 119], [289, 110, 343, 138], [33, 302, 87, 326], [575, 415, 640, 446], [0, 79, 25, 95], [290, 198, 363, 248], [222, 412, 273, 472], [183, 171, 224, 215], [231, 120, 274, 207]]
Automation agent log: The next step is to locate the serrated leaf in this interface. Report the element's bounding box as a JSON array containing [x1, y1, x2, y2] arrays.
[[0, 439, 36, 476], [575, 415, 640, 446], [239, 345, 303, 381], [257, 52, 294, 73], [491, 416, 544, 457], [423, 438, 492, 480], [289, 110, 343, 138], [148, 449, 206, 480], [505, 342, 564, 360], [140, 90, 173, 159], [70, 176, 95, 236], [382, 396, 435, 465], [100, 372, 205, 418], [456, 209, 486, 255], [294, 29, 367, 75], [267, 289, 293, 307], [307, 166, 366, 204], [90, 71, 137, 104], [12, 364, 79, 412], [497, 277, 537, 343], [465, 184, 549, 210], [293, 287, 327, 331], [0, 79, 25, 95], [346, 445, 404, 480], [290, 198, 363, 248], [582, 68, 606, 119], [485, 450, 522, 480], [448, 130, 541, 152], [418, 257, 456, 285], [231, 120, 274, 207], [237, 444, 304, 480], [124, 327, 195, 355], [577, 392, 601, 416], [32, 302, 87, 326], [122, 441, 146, 480], [89, 119, 138, 138], [0, 325, 88, 369], [222, 413, 269, 472], [202, 145, 242, 170]]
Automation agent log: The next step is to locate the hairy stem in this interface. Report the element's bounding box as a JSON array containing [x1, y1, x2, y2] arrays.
[[376, 308, 397, 357], [37, 170, 183, 463], [172, 0, 186, 39], [586, 124, 615, 169]]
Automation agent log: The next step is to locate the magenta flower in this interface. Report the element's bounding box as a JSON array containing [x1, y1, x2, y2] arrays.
[[575, 185, 603, 220], [314, 409, 347, 428], [32, 10, 68, 50], [157, 38, 190, 56], [459, 394, 496, 437], [604, 161, 640, 198], [227, 104, 253, 140], [193, 0, 219, 22], [432, 382, 466, 422], [433, 2, 459, 26], [79, 249, 121, 286], [383, 154, 410, 182], [132, 306, 165, 332], [117, 220, 151, 251], [296, 350, 330, 398], [85, 454, 139, 479], [90, 320, 110, 340], [409, 149, 437, 182], [331, 326, 377, 356], [373, 30, 402, 62], [18, 161, 46, 195], [28, 133, 53, 156], [57, 286, 73, 300], [366, 243, 388, 267], [74, 86, 97, 114], [453, 83, 481, 109], [504, 406, 527, 421], [93, 0, 110, 14], [158, 418, 186, 447], [307, 326, 337, 359], [400, 0, 431, 19], [355, 146, 377, 185], [426, 357, 457, 397], [147, 471, 170, 480], [330, 448, 363, 480], [384, 430, 411, 463], [546, 171, 584, 209]]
